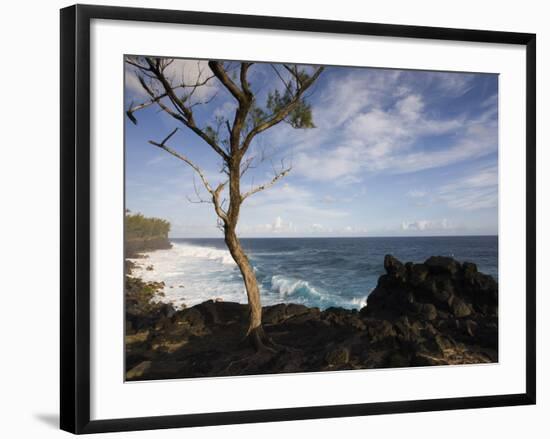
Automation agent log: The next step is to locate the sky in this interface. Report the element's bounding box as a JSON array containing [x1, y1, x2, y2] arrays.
[[125, 58, 498, 238]]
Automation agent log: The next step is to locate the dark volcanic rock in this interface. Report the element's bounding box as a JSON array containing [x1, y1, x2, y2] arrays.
[[384, 254, 407, 279], [360, 254, 498, 368], [325, 347, 350, 366], [125, 254, 498, 381], [364, 254, 497, 321], [420, 303, 438, 321], [322, 307, 365, 330], [451, 296, 472, 318], [262, 304, 288, 325], [409, 263, 430, 286], [424, 256, 461, 276], [463, 261, 478, 278]]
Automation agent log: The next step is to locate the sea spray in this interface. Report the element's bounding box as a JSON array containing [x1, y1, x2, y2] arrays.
[[129, 236, 498, 310]]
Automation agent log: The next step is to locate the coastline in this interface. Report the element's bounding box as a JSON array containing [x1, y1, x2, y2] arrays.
[[130, 236, 498, 310], [125, 236, 172, 259], [125, 248, 498, 381]]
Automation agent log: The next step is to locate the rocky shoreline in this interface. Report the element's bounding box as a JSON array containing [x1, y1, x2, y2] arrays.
[[125, 254, 498, 381], [125, 236, 172, 259]]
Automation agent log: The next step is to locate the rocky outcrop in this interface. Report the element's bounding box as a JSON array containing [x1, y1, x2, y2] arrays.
[[125, 276, 177, 332], [125, 255, 498, 381], [125, 237, 172, 259], [365, 255, 497, 324], [361, 254, 498, 367]]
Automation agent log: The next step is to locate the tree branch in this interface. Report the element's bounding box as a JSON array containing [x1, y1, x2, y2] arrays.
[[208, 61, 246, 103], [282, 65, 302, 89], [240, 62, 254, 97], [240, 66, 324, 154], [240, 155, 257, 177], [127, 60, 325, 226], [241, 167, 292, 201], [130, 74, 193, 132], [127, 57, 230, 161], [212, 181, 229, 222], [148, 128, 228, 222], [125, 73, 195, 124], [208, 61, 254, 155], [271, 65, 293, 95], [144, 58, 230, 161]]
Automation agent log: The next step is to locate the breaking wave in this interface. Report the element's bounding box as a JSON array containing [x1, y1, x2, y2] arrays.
[[271, 275, 322, 299], [129, 236, 497, 311], [130, 240, 372, 310], [172, 243, 236, 265], [269, 274, 367, 309]]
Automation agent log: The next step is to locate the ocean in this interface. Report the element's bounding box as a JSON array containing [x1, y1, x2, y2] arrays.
[[130, 236, 498, 310]]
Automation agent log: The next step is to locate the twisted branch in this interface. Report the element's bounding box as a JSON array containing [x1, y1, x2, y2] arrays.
[[241, 167, 292, 201], [148, 128, 228, 222]]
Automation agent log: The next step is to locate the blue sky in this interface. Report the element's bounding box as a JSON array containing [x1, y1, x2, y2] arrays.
[[125, 59, 498, 238]]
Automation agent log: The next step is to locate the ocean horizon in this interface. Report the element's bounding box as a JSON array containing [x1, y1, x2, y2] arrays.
[[169, 234, 498, 239], [130, 235, 498, 310]]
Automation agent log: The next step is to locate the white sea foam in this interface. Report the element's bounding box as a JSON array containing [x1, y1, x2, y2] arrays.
[[129, 242, 244, 308], [350, 296, 368, 309], [129, 241, 370, 310], [173, 243, 236, 265], [271, 275, 322, 299]]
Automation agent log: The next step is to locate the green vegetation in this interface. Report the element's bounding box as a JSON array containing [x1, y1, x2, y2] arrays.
[[124, 211, 172, 258], [125, 211, 170, 241], [126, 275, 166, 316]]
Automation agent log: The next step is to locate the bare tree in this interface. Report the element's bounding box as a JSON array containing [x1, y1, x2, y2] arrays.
[[126, 57, 324, 350]]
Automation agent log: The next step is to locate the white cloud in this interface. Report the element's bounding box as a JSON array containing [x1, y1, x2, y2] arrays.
[[428, 72, 475, 97], [314, 73, 378, 128], [125, 64, 148, 98], [243, 182, 349, 220], [294, 145, 363, 182], [125, 57, 219, 102], [401, 218, 451, 232], [385, 118, 496, 173], [410, 164, 498, 212], [284, 69, 495, 182], [236, 181, 353, 236], [213, 100, 236, 121], [480, 93, 498, 109], [442, 188, 497, 211], [238, 216, 296, 235], [441, 164, 498, 192], [340, 92, 489, 174], [395, 94, 425, 120], [128, 63, 497, 237], [437, 164, 498, 211]]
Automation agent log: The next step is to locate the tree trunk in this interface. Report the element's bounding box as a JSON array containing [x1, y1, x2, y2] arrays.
[[224, 226, 272, 350]]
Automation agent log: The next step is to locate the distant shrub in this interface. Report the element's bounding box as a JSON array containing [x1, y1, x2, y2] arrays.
[[125, 211, 170, 241]]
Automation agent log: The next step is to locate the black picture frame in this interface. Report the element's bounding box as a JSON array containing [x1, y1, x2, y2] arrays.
[[60, 4, 536, 434]]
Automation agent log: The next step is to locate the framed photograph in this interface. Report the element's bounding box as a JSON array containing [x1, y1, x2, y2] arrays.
[[60, 4, 536, 434]]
